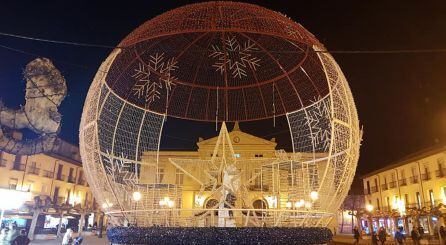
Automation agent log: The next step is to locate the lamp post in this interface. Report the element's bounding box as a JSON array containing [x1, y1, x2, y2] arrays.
[[132, 191, 142, 226]]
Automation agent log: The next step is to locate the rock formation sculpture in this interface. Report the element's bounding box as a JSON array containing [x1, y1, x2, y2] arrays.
[[0, 58, 67, 155]]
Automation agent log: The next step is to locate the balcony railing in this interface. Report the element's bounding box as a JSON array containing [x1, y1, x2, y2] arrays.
[[409, 176, 419, 184], [56, 174, 66, 181], [78, 178, 87, 186], [370, 186, 378, 193], [381, 184, 388, 191], [388, 181, 396, 189], [43, 170, 54, 178], [421, 172, 431, 181], [398, 179, 407, 186], [12, 163, 26, 171], [248, 185, 269, 191], [27, 167, 40, 175], [68, 176, 76, 183], [435, 168, 446, 178]]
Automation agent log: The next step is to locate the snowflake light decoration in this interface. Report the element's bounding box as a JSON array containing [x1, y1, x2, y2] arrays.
[[306, 97, 332, 152], [132, 53, 178, 106], [210, 36, 261, 79]]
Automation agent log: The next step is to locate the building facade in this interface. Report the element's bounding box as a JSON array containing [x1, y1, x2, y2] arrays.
[[135, 123, 332, 228], [362, 145, 446, 235], [0, 137, 98, 235]]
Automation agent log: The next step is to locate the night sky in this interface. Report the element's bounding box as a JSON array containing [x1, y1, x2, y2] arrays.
[[0, 1, 445, 176]]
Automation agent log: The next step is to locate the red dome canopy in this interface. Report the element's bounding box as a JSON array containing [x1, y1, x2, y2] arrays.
[[105, 1, 330, 122]]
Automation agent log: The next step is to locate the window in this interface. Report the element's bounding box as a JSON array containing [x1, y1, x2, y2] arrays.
[[400, 169, 405, 179], [234, 153, 241, 158], [68, 168, 74, 182], [255, 154, 263, 158], [57, 164, 63, 180], [9, 178, 18, 190], [429, 189, 435, 206], [53, 187, 60, 203], [254, 168, 261, 187], [405, 194, 409, 206], [78, 170, 84, 184], [376, 198, 380, 210], [175, 169, 184, 185], [386, 196, 390, 209], [416, 192, 422, 208], [366, 181, 371, 194], [158, 168, 164, 183], [374, 178, 378, 189], [0, 152, 6, 167]]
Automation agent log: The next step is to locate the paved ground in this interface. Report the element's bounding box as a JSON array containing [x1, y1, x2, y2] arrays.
[[2, 232, 441, 244], [331, 234, 441, 244], [29, 235, 108, 245]]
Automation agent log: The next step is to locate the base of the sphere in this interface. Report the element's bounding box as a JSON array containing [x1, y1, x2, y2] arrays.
[[107, 226, 333, 245]]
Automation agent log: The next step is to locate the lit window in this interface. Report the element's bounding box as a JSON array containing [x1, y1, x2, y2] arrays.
[[234, 153, 241, 158], [175, 169, 184, 185]]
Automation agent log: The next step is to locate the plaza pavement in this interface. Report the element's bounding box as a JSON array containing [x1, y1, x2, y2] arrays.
[[2, 232, 442, 245], [331, 234, 441, 244]]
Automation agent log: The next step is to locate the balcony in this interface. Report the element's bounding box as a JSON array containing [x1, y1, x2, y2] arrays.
[[388, 181, 396, 189], [27, 167, 40, 175], [67, 176, 76, 184], [77, 178, 87, 186], [409, 176, 419, 184], [381, 184, 388, 191], [56, 174, 66, 181], [435, 168, 446, 178], [421, 172, 431, 181], [43, 170, 54, 178], [398, 179, 407, 186], [12, 163, 26, 171], [248, 185, 269, 191]]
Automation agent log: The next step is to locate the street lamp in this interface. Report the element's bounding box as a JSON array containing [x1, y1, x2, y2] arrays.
[[132, 191, 142, 226], [310, 191, 319, 201], [366, 204, 374, 212]]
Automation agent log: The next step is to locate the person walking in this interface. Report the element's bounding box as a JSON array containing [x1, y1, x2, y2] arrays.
[[418, 226, 424, 239], [11, 229, 30, 245], [394, 226, 405, 245], [411, 226, 420, 245], [353, 226, 360, 245], [371, 230, 379, 245], [378, 227, 387, 245], [62, 228, 73, 245]]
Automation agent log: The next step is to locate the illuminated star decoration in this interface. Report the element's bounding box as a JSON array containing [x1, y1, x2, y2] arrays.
[[210, 36, 261, 79], [169, 123, 272, 218]]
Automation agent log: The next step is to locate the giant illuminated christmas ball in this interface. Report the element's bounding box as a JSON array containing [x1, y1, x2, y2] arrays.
[[80, 1, 360, 229]]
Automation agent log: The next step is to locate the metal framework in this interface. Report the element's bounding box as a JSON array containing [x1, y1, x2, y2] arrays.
[[79, 2, 361, 228]]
